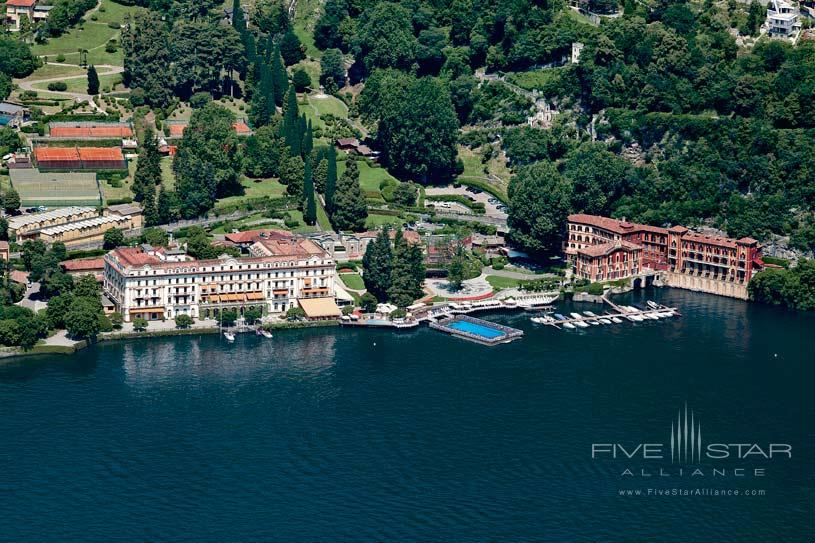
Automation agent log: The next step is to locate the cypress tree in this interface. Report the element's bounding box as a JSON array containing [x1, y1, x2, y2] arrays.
[[87, 65, 99, 95], [362, 228, 392, 301], [331, 159, 367, 231], [283, 87, 301, 156], [132, 128, 161, 202], [157, 184, 173, 225], [388, 228, 417, 307], [143, 185, 159, 227], [302, 119, 313, 158], [303, 158, 317, 226], [325, 145, 337, 213], [231, 0, 245, 31], [271, 45, 287, 106]]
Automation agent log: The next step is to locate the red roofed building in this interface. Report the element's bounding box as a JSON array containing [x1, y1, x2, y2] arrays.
[[34, 146, 126, 170], [565, 214, 766, 299], [0, 241, 9, 262], [574, 240, 642, 283], [60, 257, 105, 282], [223, 229, 292, 251]]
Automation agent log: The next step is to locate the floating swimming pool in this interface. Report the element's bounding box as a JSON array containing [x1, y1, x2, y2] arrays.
[[447, 320, 506, 339], [430, 315, 523, 346]]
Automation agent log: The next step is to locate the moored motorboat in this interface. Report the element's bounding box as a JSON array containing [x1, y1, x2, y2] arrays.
[[261, 330, 273, 338], [562, 322, 576, 329], [611, 317, 623, 324], [224, 331, 235, 342]]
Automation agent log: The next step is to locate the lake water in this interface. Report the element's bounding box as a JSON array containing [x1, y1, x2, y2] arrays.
[[1, 289, 813, 541]]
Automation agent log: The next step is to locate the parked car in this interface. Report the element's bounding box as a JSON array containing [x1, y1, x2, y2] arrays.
[[488, 197, 500, 205]]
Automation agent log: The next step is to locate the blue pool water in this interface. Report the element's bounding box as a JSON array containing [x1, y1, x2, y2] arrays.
[[448, 319, 506, 339]]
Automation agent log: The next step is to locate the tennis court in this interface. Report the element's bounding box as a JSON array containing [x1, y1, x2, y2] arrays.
[[9, 169, 102, 207]]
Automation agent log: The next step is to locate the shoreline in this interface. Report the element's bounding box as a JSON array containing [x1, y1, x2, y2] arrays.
[[0, 320, 341, 362]]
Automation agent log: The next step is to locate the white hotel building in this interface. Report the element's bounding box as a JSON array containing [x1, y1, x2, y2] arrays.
[[103, 237, 340, 322]]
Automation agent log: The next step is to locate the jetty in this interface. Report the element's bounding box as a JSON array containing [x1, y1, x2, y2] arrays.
[[537, 298, 681, 330]]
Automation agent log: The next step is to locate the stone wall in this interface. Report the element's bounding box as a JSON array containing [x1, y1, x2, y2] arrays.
[[662, 271, 749, 300]]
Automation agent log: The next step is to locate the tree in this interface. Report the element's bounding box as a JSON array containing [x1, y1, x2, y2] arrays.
[[447, 244, 467, 290], [2, 187, 20, 214], [280, 30, 305, 66], [143, 185, 159, 227], [313, 158, 329, 194], [65, 297, 102, 340], [243, 306, 262, 324], [281, 154, 305, 196], [156, 185, 176, 225], [362, 228, 392, 300], [282, 87, 302, 156], [354, 3, 417, 72], [324, 146, 338, 212], [0, 217, 7, 242], [46, 292, 75, 329], [103, 228, 125, 250], [360, 292, 378, 313], [372, 75, 459, 183], [563, 143, 629, 216], [285, 306, 306, 320], [133, 317, 148, 332], [270, 45, 287, 106], [508, 162, 573, 256], [388, 229, 420, 307], [0, 36, 38, 77], [303, 159, 317, 225], [175, 314, 194, 328], [392, 182, 417, 207], [320, 48, 346, 89], [142, 227, 169, 247], [74, 274, 102, 303], [132, 128, 162, 203], [173, 104, 242, 217], [292, 68, 311, 92], [110, 312, 124, 330], [331, 160, 368, 231], [87, 65, 99, 95], [219, 309, 238, 326]]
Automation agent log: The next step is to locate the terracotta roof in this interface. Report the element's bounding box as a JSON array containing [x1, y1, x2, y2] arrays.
[[252, 237, 327, 257], [336, 138, 359, 147], [0, 241, 8, 251], [224, 229, 292, 244], [737, 237, 759, 245], [680, 232, 737, 249], [578, 240, 641, 258], [60, 258, 105, 272], [568, 214, 668, 236], [233, 122, 251, 135], [34, 147, 80, 162], [77, 147, 124, 161], [168, 124, 187, 137], [6, 0, 37, 7], [9, 270, 29, 284], [50, 126, 133, 138]]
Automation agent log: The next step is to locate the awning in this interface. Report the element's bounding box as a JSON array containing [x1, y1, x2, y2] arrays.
[[129, 307, 164, 314], [298, 297, 341, 319], [246, 291, 264, 300]]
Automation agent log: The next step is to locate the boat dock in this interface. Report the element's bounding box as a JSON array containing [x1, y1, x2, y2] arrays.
[[536, 298, 681, 330]]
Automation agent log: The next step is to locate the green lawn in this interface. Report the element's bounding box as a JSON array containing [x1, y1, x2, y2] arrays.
[[32, 23, 121, 64], [485, 275, 522, 290], [160, 157, 175, 190], [365, 212, 404, 229], [293, 0, 323, 59], [32, 72, 123, 93], [215, 177, 287, 208], [302, 94, 349, 131], [21, 63, 86, 81], [506, 67, 567, 92], [337, 160, 399, 195], [316, 198, 332, 230], [339, 272, 365, 290], [93, 0, 147, 25]]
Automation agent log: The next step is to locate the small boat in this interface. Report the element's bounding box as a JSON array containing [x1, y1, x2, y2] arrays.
[[531, 317, 546, 324], [569, 312, 584, 320], [554, 314, 567, 321], [562, 322, 576, 329], [224, 331, 235, 342], [584, 311, 598, 317], [599, 318, 612, 325], [260, 330, 273, 338], [611, 317, 623, 324], [647, 301, 660, 309], [574, 320, 590, 328], [627, 314, 644, 322], [643, 312, 660, 320]]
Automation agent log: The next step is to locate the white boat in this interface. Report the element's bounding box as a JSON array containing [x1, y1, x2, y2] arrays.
[[644, 312, 660, 320], [584, 311, 598, 317], [569, 312, 584, 320], [647, 300, 660, 309], [260, 330, 273, 338], [562, 322, 576, 329], [531, 317, 546, 324], [574, 320, 590, 328], [599, 318, 612, 325], [224, 331, 235, 342], [628, 314, 644, 322], [611, 317, 623, 324]]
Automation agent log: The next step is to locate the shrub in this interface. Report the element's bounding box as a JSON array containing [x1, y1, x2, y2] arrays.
[[175, 314, 194, 329], [56, 54, 66, 62], [108, 22, 120, 29], [47, 82, 68, 92], [133, 317, 148, 332], [189, 92, 212, 109]]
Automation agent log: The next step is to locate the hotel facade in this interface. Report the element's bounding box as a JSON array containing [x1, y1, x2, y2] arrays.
[[565, 214, 766, 299], [103, 237, 339, 322]]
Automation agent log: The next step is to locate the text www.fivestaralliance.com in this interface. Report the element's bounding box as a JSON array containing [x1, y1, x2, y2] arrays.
[[619, 488, 766, 497]]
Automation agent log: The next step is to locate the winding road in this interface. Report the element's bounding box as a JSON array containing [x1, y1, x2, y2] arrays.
[[16, 63, 125, 113]]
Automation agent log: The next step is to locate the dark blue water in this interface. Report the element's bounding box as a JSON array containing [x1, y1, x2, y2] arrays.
[[1, 289, 813, 542]]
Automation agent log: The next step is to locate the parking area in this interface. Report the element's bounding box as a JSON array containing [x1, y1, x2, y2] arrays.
[[424, 185, 508, 219]]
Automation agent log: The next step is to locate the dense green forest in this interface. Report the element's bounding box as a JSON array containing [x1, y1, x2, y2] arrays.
[[117, 0, 814, 256]]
